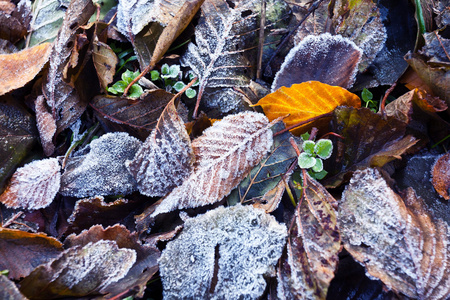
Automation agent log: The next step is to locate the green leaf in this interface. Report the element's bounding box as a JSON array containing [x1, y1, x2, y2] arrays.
[[315, 139, 333, 160], [151, 70, 160, 81], [311, 169, 328, 180], [107, 87, 119, 94], [301, 132, 310, 141], [302, 140, 315, 156], [312, 158, 323, 172], [361, 88, 373, 102], [298, 153, 316, 169], [110, 81, 128, 94], [173, 81, 186, 92], [168, 65, 181, 78], [161, 64, 170, 75], [128, 84, 144, 98], [185, 88, 197, 99], [188, 72, 200, 86], [121, 70, 135, 83]]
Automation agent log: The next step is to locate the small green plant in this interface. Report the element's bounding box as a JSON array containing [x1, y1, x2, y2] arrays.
[[150, 64, 199, 98], [109, 42, 138, 75], [0, 270, 9, 276], [361, 88, 378, 112], [297, 136, 333, 180], [108, 70, 144, 98]]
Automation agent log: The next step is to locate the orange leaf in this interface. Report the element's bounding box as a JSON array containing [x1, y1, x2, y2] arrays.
[[255, 81, 361, 134]]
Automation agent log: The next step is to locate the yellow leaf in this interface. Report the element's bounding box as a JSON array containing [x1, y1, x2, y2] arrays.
[[255, 81, 361, 134]]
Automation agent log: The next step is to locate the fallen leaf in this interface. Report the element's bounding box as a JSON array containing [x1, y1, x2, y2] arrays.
[[0, 228, 63, 280], [64, 224, 160, 298], [292, 0, 329, 44], [35, 95, 56, 156], [60, 132, 141, 198], [0, 42, 52, 96], [278, 174, 340, 299], [159, 204, 287, 299], [0, 98, 37, 193], [0, 0, 31, 44], [0, 274, 26, 300], [151, 111, 274, 217], [340, 168, 450, 299], [127, 98, 194, 197], [0, 158, 60, 210], [255, 81, 361, 135], [92, 35, 118, 92], [323, 107, 417, 188], [19, 240, 137, 299], [90, 90, 174, 140], [272, 34, 362, 91], [432, 152, 450, 200]]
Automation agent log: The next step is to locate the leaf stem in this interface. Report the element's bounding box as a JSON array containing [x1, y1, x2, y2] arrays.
[[273, 113, 332, 137]]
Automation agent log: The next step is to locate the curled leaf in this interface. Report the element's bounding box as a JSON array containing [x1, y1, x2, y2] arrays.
[[432, 153, 450, 200]]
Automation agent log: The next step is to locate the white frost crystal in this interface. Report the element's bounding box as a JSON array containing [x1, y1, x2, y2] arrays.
[[159, 204, 287, 299]]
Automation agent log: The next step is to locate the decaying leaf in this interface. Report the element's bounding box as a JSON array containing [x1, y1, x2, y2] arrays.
[[278, 174, 340, 299], [432, 153, 450, 200], [92, 35, 118, 92], [340, 168, 450, 299], [64, 224, 160, 298], [0, 275, 27, 300], [91, 90, 174, 140], [0, 228, 63, 280], [0, 158, 61, 210], [159, 204, 287, 299], [323, 107, 417, 188], [35, 95, 56, 156], [0, 98, 37, 193], [19, 240, 137, 299], [292, 0, 329, 44], [272, 34, 362, 91], [256, 81, 361, 135], [0, 42, 52, 96], [151, 112, 274, 217], [0, 0, 31, 44], [127, 98, 194, 197], [60, 132, 141, 198]]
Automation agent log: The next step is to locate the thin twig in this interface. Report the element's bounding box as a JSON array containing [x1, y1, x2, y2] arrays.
[[380, 82, 397, 116], [256, 0, 266, 79], [2, 212, 24, 228], [435, 31, 450, 62], [273, 112, 332, 137]]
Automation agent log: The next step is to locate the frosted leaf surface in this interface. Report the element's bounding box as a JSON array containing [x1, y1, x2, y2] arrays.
[[340, 168, 450, 299], [116, 0, 184, 36], [151, 112, 273, 217], [272, 33, 362, 91], [0, 158, 60, 210], [60, 132, 141, 198], [126, 99, 194, 197], [159, 204, 287, 299], [19, 240, 136, 298], [35, 95, 56, 156]]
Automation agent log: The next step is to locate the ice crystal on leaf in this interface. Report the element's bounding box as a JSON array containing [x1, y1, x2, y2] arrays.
[[159, 204, 287, 299], [60, 132, 141, 198], [151, 112, 274, 217], [0, 158, 60, 210]]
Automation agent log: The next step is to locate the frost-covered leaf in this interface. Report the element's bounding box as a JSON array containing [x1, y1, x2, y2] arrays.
[[0, 99, 37, 193], [227, 122, 297, 207], [302, 140, 315, 155], [159, 204, 287, 299], [0, 228, 63, 280], [19, 240, 137, 299], [60, 132, 142, 198], [127, 99, 194, 197], [0, 0, 31, 44], [432, 153, 450, 200], [272, 34, 362, 91], [0, 42, 52, 96], [91, 90, 174, 140], [0, 274, 27, 300], [278, 174, 340, 299], [35, 95, 56, 156], [151, 112, 274, 217], [292, 0, 329, 44], [0, 158, 60, 210], [340, 168, 450, 299], [298, 153, 316, 169], [64, 225, 160, 298], [26, 0, 68, 46], [315, 139, 333, 159]]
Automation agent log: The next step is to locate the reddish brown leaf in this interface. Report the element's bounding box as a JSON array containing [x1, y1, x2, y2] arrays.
[[0, 228, 63, 280], [35, 95, 56, 156], [0, 158, 60, 210], [432, 153, 450, 200], [0, 0, 30, 44]]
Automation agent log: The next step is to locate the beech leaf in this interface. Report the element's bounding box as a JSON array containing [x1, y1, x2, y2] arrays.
[[19, 240, 137, 299], [432, 153, 450, 200], [340, 168, 450, 299], [0, 158, 61, 210], [159, 204, 287, 299], [255, 81, 361, 135], [152, 111, 274, 217], [126, 98, 194, 197], [92, 36, 118, 92]]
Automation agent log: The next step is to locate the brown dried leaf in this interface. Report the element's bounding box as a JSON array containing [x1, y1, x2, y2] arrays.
[[278, 174, 340, 299], [0, 228, 63, 280], [127, 98, 194, 197], [64, 224, 160, 298], [432, 153, 450, 200], [340, 168, 450, 299], [92, 35, 118, 91], [19, 240, 136, 299], [0, 0, 31, 43], [0, 274, 27, 300], [0, 158, 61, 210], [35, 95, 56, 156], [90, 90, 174, 140], [0, 42, 51, 96], [152, 111, 274, 217]]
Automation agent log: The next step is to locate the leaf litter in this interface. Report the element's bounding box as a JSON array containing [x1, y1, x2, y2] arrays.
[[0, 0, 449, 298]]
